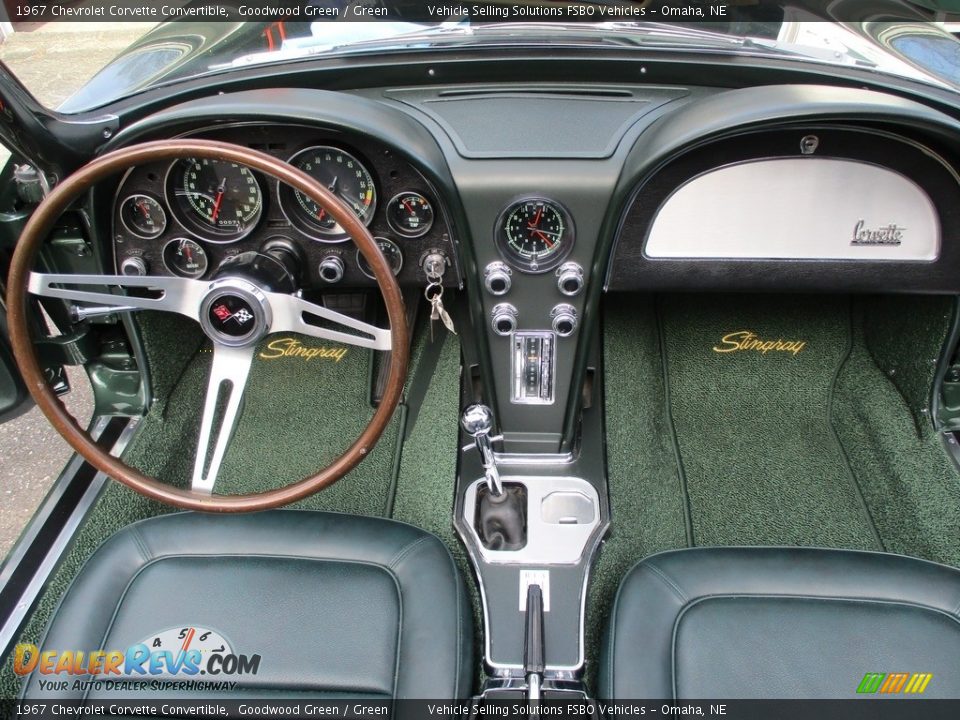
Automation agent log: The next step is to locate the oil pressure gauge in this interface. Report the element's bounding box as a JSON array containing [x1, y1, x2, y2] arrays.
[[496, 197, 574, 273]]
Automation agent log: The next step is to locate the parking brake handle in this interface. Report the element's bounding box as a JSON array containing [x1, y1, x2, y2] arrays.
[[524, 583, 545, 702]]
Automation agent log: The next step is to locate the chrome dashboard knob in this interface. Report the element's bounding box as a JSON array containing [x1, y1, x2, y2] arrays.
[[556, 262, 584, 296], [484, 261, 512, 296], [318, 255, 345, 284], [551, 304, 578, 337], [491, 303, 518, 336], [120, 256, 148, 276]]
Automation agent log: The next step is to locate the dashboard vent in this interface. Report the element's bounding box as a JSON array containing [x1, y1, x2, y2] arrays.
[[436, 87, 634, 99]]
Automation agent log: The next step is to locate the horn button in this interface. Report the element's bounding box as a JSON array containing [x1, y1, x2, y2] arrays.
[[199, 278, 272, 347]]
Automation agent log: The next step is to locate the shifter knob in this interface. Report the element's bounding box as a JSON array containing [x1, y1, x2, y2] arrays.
[[461, 404, 502, 496], [461, 404, 495, 437]]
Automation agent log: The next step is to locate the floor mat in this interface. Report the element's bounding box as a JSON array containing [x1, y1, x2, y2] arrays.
[[660, 295, 881, 549], [833, 300, 960, 567], [390, 330, 486, 678]]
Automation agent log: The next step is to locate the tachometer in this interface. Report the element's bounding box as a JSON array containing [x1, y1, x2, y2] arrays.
[[166, 158, 262, 243], [280, 146, 377, 241], [496, 197, 574, 273]]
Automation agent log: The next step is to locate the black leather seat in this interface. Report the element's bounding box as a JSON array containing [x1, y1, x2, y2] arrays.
[[600, 547, 960, 699], [22, 510, 472, 699]]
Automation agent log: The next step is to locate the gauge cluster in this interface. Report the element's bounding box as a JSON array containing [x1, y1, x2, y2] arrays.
[[111, 125, 457, 288]]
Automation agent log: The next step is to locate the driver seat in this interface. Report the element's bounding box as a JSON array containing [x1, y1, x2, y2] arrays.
[[20, 511, 473, 699]]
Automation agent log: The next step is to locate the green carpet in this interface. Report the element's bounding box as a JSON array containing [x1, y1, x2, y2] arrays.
[[584, 302, 690, 678], [390, 328, 486, 678], [6, 292, 960, 699], [833, 300, 960, 568], [122, 315, 403, 514]]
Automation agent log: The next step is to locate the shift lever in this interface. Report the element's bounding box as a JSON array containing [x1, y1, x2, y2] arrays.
[[461, 404, 503, 496]]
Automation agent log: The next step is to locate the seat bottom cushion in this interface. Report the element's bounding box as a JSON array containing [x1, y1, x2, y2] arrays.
[[20, 510, 472, 699], [600, 547, 960, 699]]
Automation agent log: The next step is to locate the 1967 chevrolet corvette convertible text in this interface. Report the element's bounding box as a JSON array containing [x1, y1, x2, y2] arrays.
[[2, 2, 960, 718]]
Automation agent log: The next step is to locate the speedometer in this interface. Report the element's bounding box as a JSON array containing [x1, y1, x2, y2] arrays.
[[166, 159, 262, 243], [496, 197, 574, 273], [279, 146, 377, 242]]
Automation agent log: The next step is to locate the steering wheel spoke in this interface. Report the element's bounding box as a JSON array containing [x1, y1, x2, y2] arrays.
[[191, 343, 254, 494], [28, 272, 206, 321], [267, 292, 392, 351]]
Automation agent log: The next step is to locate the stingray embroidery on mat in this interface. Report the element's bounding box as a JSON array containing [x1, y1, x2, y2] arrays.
[[258, 338, 349, 362], [713, 330, 807, 356]]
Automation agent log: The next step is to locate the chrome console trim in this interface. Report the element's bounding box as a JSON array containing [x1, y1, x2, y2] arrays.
[[462, 476, 601, 566]]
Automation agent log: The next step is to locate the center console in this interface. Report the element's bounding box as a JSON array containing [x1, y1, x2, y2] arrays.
[[382, 85, 660, 698], [450, 183, 615, 691], [446, 175, 618, 697], [454, 341, 609, 692]]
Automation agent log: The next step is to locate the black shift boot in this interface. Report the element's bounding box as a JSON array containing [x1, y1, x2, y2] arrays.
[[476, 484, 527, 551]]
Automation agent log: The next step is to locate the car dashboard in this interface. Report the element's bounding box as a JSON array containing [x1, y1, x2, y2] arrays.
[[87, 76, 960, 676], [102, 81, 960, 447]]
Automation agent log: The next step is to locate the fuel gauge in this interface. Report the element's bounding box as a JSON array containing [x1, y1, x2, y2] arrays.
[[163, 237, 209, 279], [387, 192, 434, 238], [120, 194, 167, 239]]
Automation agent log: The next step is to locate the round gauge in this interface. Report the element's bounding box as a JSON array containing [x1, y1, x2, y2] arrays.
[[162, 237, 209, 279], [497, 197, 574, 273], [356, 237, 403, 279], [280, 146, 377, 241], [120, 194, 167, 239], [166, 158, 262, 243], [387, 192, 434, 238]]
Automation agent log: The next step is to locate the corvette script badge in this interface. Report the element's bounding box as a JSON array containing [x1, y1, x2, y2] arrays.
[[851, 219, 904, 246]]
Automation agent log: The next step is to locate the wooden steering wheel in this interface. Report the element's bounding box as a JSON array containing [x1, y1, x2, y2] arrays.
[[6, 139, 409, 512]]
